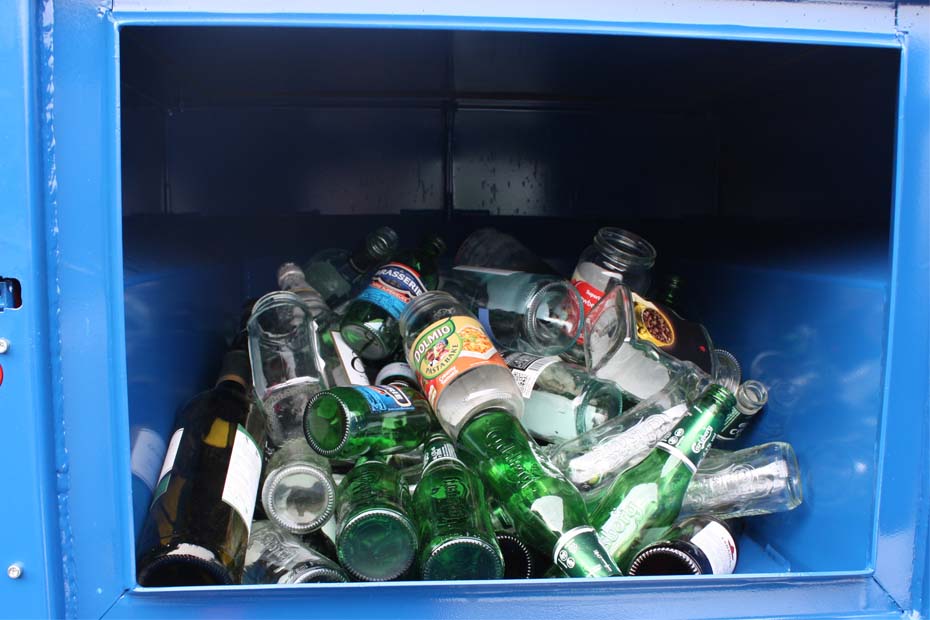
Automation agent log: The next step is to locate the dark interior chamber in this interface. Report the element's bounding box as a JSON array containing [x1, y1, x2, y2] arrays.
[[119, 26, 899, 578]]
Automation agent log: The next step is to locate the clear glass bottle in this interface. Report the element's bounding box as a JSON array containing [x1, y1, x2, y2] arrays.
[[303, 226, 399, 307], [136, 351, 264, 586], [412, 434, 503, 580], [247, 291, 324, 447], [261, 438, 337, 534], [243, 521, 349, 584], [626, 516, 738, 576], [340, 234, 446, 361], [680, 441, 803, 520], [549, 368, 709, 500], [442, 266, 584, 356], [399, 291, 524, 440], [503, 352, 622, 445], [277, 262, 332, 320], [457, 409, 620, 578], [303, 384, 435, 459], [717, 380, 768, 443], [712, 349, 742, 396], [454, 228, 558, 275], [590, 384, 736, 568], [582, 283, 715, 403], [335, 457, 418, 581]]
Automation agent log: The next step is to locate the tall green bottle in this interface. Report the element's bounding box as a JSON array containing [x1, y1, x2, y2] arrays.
[[412, 434, 503, 580], [456, 410, 620, 578], [589, 384, 736, 571], [340, 235, 446, 361]]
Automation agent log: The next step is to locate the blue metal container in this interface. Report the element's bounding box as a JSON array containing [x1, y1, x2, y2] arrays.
[[0, 0, 927, 618]]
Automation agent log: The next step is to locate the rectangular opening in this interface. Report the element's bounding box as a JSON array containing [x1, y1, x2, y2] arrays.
[[119, 25, 899, 584]]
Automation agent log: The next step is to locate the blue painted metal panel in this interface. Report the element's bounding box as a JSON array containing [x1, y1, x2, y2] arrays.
[[0, 0, 64, 617], [102, 573, 900, 620], [872, 3, 930, 615], [50, 2, 133, 617]]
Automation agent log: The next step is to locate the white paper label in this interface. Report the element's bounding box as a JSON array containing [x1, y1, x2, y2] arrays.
[[131, 427, 168, 491], [151, 428, 184, 503], [222, 425, 263, 533], [507, 354, 559, 399], [331, 331, 370, 386], [691, 520, 738, 574]]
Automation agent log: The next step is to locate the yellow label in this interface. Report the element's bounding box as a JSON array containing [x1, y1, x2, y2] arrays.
[[632, 292, 676, 347], [409, 315, 507, 408]]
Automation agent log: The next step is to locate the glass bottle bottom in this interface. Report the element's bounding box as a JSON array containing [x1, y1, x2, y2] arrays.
[[337, 508, 417, 581]]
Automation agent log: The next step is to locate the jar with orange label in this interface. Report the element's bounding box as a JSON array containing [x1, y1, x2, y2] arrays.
[[399, 291, 524, 440]]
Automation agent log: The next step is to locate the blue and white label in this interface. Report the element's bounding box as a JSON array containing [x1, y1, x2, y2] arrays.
[[353, 384, 415, 413], [356, 262, 427, 318]]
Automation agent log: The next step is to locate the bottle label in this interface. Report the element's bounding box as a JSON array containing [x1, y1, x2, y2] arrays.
[[222, 424, 263, 533], [355, 262, 427, 318], [631, 293, 713, 374], [553, 526, 620, 578], [151, 428, 183, 504], [331, 331, 369, 386], [657, 418, 719, 473], [504, 352, 559, 399], [690, 520, 738, 574], [717, 411, 755, 442], [130, 426, 168, 492], [352, 384, 415, 413], [571, 278, 606, 314], [409, 315, 508, 409], [422, 436, 462, 472]]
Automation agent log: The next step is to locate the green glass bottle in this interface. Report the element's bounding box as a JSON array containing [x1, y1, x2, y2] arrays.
[[303, 384, 435, 460], [335, 457, 418, 581], [340, 235, 446, 361], [412, 434, 503, 580], [589, 384, 736, 570], [456, 410, 620, 578]]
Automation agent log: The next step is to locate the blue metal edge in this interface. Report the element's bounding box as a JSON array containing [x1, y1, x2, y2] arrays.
[[45, 3, 926, 618]]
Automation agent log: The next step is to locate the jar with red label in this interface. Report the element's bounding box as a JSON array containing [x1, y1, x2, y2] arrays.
[[399, 291, 524, 440], [570, 228, 657, 314]]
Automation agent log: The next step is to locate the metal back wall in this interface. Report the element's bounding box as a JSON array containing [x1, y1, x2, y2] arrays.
[[19, 1, 928, 619]]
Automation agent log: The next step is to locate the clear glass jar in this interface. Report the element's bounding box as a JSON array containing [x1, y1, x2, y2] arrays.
[[399, 291, 524, 440], [454, 228, 557, 275], [243, 521, 349, 584], [261, 438, 336, 534], [247, 291, 324, 447], [571, 228, 657, 304]]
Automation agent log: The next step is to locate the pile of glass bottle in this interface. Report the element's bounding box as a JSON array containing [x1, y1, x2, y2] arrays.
[[136, 226, 803, 586]]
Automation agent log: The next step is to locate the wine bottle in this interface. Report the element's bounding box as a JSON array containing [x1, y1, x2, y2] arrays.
[[136, 351, 265, 586]]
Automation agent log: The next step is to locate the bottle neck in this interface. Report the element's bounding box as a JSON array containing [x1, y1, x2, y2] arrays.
[[656, 385, 735, 473]]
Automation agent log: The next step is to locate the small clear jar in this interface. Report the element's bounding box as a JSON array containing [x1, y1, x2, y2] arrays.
[[261, 439, 337, 534], [571, 228, 657, 303], [247, 291, 324, 447], [243, 521, 349, 584], [399, 291, 524, 440]]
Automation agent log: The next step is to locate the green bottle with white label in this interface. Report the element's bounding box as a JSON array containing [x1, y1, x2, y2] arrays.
[[456, 409, 620, 578], [589, 384, 735, 570], [412, 434, 503, 580], [303, 384, 435, 460], [136, 350, 266, 586]]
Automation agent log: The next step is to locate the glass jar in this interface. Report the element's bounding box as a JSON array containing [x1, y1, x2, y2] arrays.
[[399, 291, 524, 440], [247, 291, 324, 447], [571, 228, 657, 306], [261, 439, 337, 534]]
